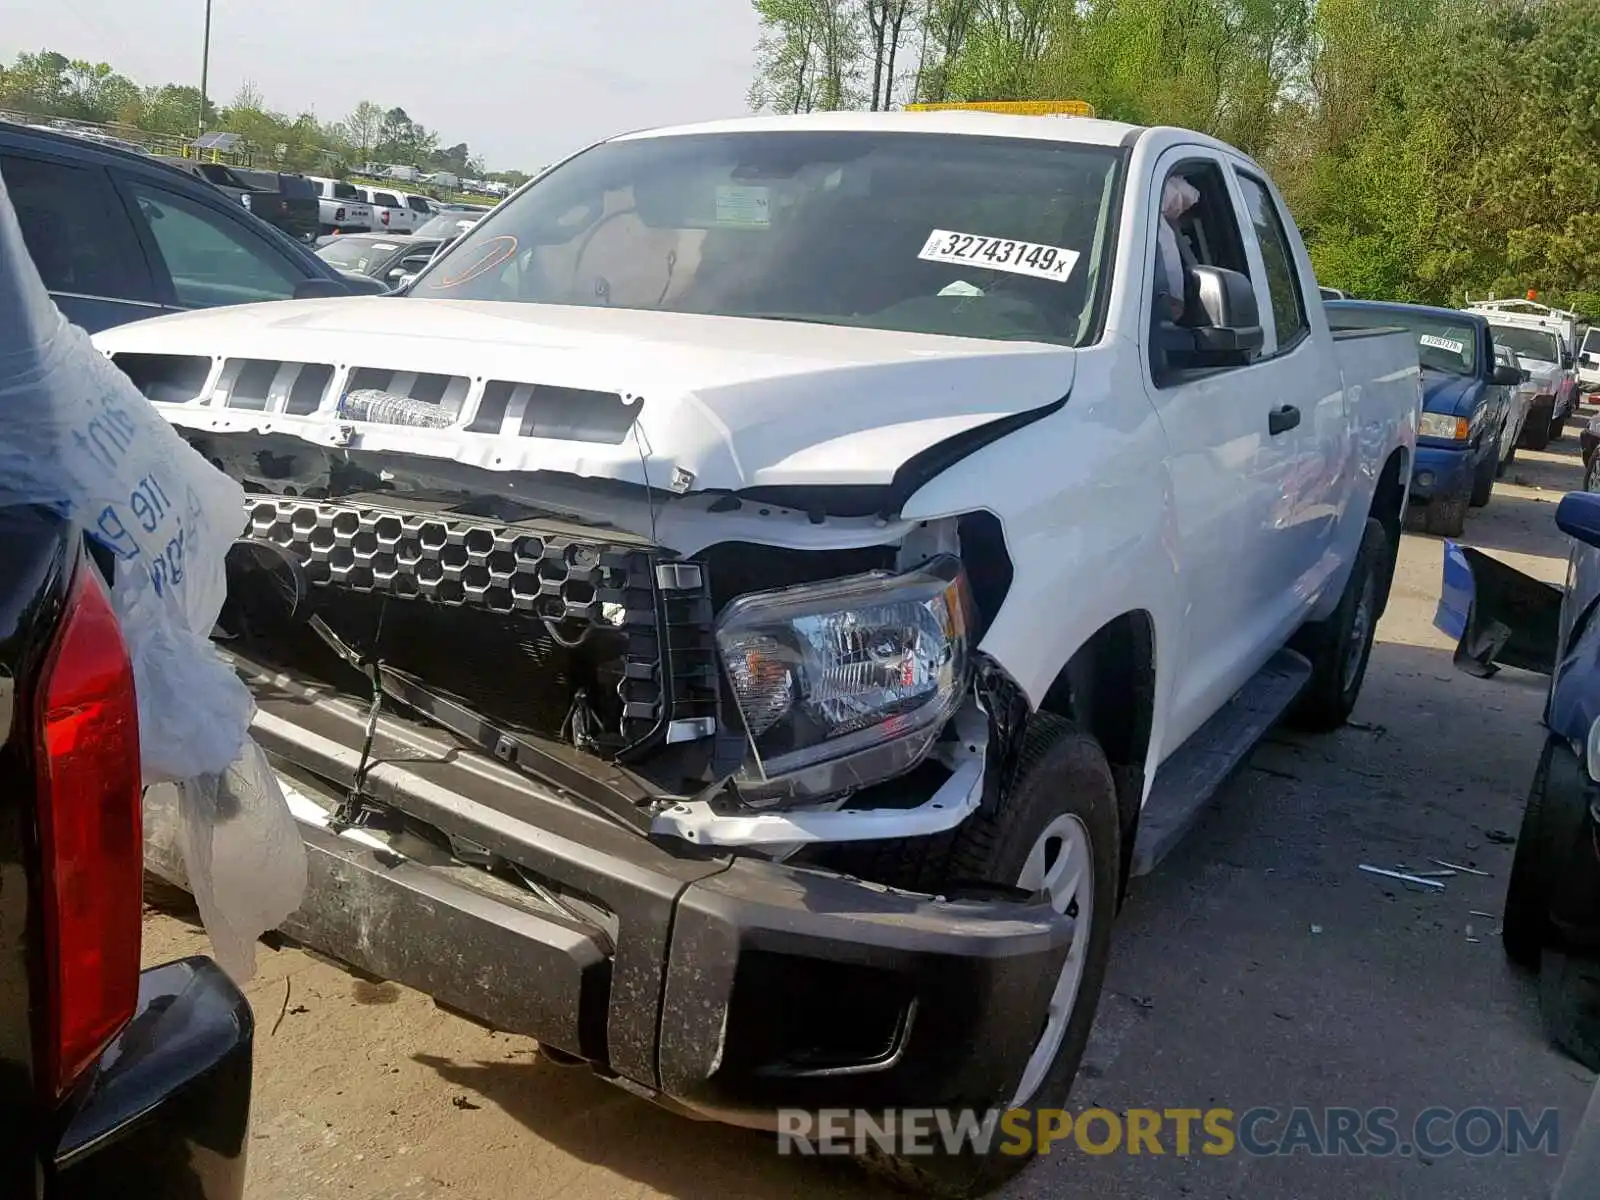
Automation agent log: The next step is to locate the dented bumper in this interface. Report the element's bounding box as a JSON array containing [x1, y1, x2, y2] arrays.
[[143, 666, 1071, 1121]]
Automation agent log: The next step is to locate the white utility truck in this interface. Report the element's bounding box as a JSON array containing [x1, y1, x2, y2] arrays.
[[102, 109, 1420, 1196]]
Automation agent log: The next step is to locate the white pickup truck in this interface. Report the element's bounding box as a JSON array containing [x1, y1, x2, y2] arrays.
[[102, 111, 1418, 1196], [304, 175, 373, 235]]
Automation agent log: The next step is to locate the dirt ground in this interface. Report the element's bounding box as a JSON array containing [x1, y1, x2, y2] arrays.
[[143, 419, 1599, 1199]]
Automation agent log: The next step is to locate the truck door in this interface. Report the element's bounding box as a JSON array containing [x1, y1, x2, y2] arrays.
[[1229, 165, 1348, 617], [1140, 150, 1307, 745]]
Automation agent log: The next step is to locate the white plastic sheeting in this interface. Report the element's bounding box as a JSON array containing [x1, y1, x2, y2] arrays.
[[0, 167, 305, 981]]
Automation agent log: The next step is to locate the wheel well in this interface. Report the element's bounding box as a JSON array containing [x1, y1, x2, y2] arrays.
[[1372, 448, 1408, 615], [1039, 612, 1156, 894]]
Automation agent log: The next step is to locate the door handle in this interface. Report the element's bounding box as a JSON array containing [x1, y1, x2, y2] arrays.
[[1268, 405, 1301, 435]]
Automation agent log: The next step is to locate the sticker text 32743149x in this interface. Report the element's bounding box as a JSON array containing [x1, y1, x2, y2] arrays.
[[918, 229, 1082, 283]]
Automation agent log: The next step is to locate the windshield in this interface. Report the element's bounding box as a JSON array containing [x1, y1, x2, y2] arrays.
[[1493, 324, 1560, 362], [1583, 328, 1600, 354], [1330, 305, 1479, 375], [414, 212, 481, 240], [413, 131, 1125, 346]]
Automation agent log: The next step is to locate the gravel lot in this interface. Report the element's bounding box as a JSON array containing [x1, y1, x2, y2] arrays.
[[144, 421, 1599, 1199]]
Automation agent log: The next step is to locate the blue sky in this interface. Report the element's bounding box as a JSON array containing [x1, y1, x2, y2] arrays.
[[6, 0, 762, 169]]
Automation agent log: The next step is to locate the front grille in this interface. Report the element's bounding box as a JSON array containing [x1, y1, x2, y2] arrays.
[[241, 496, 717, 759]]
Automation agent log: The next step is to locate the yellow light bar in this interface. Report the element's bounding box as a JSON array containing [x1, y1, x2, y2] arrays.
[[903, 99, 1097, 118]]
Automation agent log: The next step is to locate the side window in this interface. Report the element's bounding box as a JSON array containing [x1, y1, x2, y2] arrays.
[[1149, 159, 1256, 382], [0, 153, 145, 298], [406, 195, 430, 213], [376, 191, 400, 208], [122, 179, 298, 306], [1236, 173, 1308, 349]]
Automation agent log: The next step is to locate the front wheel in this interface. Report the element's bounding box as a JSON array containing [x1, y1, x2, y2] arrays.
[[861, 715, 1120, 1199], [1288, 517, 1387, 732]]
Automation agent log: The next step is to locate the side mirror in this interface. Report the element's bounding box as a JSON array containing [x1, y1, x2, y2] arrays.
[[1492, 363, 1523, 387], [1557, 491, 1600, 549], [1189, 266, 1265, 363]]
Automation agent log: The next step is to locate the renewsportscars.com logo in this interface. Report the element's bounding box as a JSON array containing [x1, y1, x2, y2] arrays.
[[776, 1106, 1562, 1159]]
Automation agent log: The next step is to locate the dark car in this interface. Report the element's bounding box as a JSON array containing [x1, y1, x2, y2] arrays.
[[1435, 487, 1600, 1073], [1, 122, 386, 334], [231, 169, 321, 243], [0, 173, 255, 1200], [0, 507, 256, 1200], [316, 232, 443, 286], [158, 158, 321, 245], [1327, 300, 1522, 536]]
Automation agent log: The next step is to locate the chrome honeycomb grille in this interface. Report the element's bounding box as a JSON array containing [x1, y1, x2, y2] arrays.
[[246, 497, 635, 616], [241, 497, 718, 758]]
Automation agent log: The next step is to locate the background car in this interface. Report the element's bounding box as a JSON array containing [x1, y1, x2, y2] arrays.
[[316, 232, 443, 287], [0, 121, 387, 333], [157, 157, 320, 244]]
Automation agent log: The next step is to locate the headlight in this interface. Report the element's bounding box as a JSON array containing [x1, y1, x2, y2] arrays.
[[716, 555, 973, 802], [1420, 412, 1469, 440]]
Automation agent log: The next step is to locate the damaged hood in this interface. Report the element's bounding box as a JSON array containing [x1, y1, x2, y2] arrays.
[[93, 297, 1076, 494]]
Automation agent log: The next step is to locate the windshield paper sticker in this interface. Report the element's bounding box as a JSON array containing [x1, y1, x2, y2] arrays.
[[1420, 334, 1466, 355], [919, 229, 1080, 282], [715, 185, 770, 227]]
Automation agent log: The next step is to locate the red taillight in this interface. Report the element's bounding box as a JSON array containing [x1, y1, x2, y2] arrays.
[[33, 562, 142, 1098]]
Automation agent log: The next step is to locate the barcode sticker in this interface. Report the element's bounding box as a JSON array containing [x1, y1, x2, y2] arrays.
[[918, 229, 1080, 283]]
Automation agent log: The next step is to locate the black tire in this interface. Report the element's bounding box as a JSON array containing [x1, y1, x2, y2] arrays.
[[1287, 518, 1387, 733], [1539, 948, 1600, 1072], [1504, 738, 1591, 968], [1551, 416, 1568, 443], [861, 715, 1120, 1199], [1586, 453, 1599, 494], [1522, 408, 1553, 451], [1470, 442, 1497, 507], [1423, 493, 1468, 537]]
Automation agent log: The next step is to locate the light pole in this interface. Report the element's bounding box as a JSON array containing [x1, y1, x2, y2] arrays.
[[198, 0, 212, 136]]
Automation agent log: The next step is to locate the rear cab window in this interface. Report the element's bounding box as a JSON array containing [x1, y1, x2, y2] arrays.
[[374, 191, 401, 208], [333, 181, 361, 201], [1234, 171, 1308, 352]]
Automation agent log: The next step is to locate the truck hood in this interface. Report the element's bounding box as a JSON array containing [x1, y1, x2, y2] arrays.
[[93, 298, 1076, 495], [1420, 368, 1481, 418], [1515, 357, 1562, 391]]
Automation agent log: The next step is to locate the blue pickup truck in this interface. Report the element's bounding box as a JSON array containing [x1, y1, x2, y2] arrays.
[[1327, 301, 1523, 536]]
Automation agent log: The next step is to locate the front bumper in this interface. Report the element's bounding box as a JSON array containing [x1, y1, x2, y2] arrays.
[[1409, 441, 1479, 501], [52, 958, 253, 1200], [142, 662, 1071, 1122]]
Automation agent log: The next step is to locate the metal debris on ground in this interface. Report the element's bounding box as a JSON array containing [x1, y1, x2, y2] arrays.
[[1484, 829, 1518, 845], [1470, 910, 1497, 919], [1359, 864, 1448, 891], [1413, 869, 1458, 878], [1431, 859, 1492, 877], [451, 1095, 482, 1111], [1310, 924, 1323, 934]]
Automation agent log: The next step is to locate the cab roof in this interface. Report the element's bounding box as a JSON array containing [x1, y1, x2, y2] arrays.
[[612, 108, 1144, 149]]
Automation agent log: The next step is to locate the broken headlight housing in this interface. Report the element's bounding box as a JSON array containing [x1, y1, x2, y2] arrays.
[[716, 555, 973, 803]]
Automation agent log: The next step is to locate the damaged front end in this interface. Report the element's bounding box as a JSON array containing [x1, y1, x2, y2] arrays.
[[196, 432, 1022, 861]]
